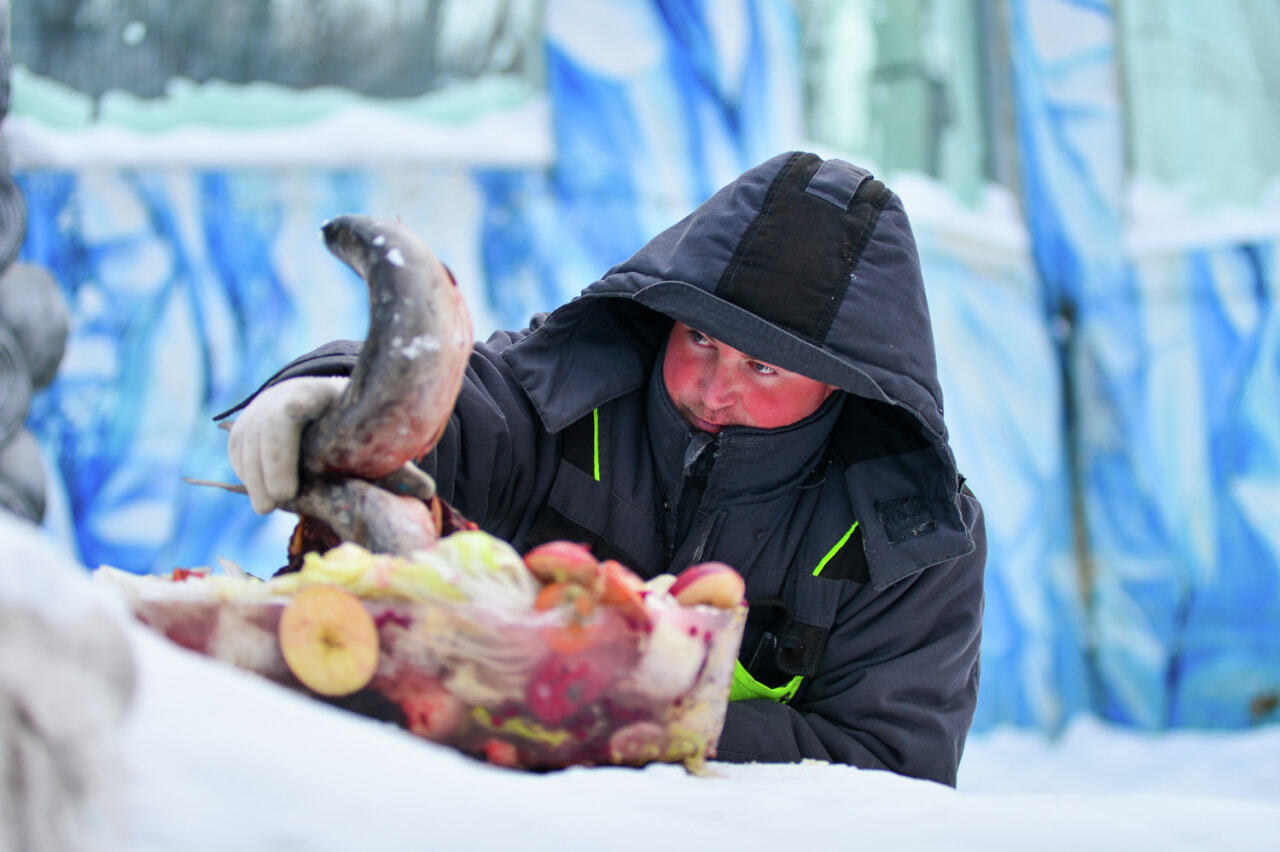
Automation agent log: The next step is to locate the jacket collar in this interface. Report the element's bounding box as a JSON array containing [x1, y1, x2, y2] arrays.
[[645, 352, 844, 505]]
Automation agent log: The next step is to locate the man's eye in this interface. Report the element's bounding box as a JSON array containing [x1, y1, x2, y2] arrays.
[[689, 329, 711, 346], [750, 361, 777, 376]]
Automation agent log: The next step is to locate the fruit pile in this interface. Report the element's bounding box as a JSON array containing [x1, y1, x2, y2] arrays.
[[97, 532, 746, 771]]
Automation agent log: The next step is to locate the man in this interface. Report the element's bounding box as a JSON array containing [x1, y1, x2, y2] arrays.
[[226, 151, 986, 785]]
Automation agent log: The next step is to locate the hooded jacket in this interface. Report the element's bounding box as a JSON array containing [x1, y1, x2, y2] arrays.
[[237, 151, 985, 785]]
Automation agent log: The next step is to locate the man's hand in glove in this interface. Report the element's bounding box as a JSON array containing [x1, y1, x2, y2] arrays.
[[227, 376, 349, 514]]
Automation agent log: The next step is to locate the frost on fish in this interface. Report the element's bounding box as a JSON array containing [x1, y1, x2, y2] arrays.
[[398, 335, 442, 359]]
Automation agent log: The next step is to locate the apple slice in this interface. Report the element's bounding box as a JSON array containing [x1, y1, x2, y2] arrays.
[[599, 559, 650, 629], [278, 585, 380, 696], [669, 562, 745, 609], [523, 540, 600, 587]]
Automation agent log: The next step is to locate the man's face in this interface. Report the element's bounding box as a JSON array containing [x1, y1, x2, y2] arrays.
[[661, 322, 837, 435]]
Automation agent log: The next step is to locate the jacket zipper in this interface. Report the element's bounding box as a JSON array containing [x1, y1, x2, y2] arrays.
[[671, 441, 716, 559]]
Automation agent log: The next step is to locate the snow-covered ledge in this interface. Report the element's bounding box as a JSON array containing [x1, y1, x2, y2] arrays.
[[5, 66, 553, 170], [1125, 177, 1280, 258]]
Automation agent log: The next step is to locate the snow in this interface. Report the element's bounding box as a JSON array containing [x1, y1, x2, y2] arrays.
[[5, 67, 553, 168], [109, 595, 1279, 852], [5, 102, 554, 169]]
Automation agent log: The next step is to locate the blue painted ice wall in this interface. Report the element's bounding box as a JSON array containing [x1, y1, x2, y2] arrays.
[[1009, 0, 1280, 730], [11, 0, 1280, 732]]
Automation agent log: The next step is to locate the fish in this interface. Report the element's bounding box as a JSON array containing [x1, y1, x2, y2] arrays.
[[286, 476, 440, 555], [303, 214, 473, 485], [276, 215, 473, 556]]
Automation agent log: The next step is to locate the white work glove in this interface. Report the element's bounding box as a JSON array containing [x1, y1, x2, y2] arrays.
[[227, 376, 349, 514]]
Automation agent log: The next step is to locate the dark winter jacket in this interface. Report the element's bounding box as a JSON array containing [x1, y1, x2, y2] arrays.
[[235, 151, 985, 786]]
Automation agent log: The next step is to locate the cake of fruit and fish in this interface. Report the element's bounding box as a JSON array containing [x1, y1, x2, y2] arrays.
[[97, 533, 746, 772]]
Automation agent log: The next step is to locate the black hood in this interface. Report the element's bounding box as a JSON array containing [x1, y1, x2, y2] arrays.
[[505, 151, 946, 441]]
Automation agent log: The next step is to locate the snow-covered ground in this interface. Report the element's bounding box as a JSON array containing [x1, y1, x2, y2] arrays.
[[116, 621, 1280, 851], [116, 615, 1280, 852]]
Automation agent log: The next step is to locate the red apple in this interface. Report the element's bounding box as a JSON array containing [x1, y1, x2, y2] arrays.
[[523, 540, 600, 587], [669, 562, 745, 609], [526, 654, 610, 726]]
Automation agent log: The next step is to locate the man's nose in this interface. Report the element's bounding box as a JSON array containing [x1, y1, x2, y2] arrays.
[[700, 361, 738, 409]]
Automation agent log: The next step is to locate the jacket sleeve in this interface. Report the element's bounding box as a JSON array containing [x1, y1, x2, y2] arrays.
[[415, 330, 561, 540], [714, 492, 986, 787]]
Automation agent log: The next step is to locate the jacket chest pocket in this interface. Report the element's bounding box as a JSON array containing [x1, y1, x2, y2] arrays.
[[732, 572, 847, 702], [521, 459, 663, 575], [732, 519, 867, 703]]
